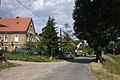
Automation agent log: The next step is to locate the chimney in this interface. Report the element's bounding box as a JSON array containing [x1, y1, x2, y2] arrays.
[[16, 16, 20, 19]]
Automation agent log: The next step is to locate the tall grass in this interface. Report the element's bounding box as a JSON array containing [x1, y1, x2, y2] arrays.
[[91, 69, 114, 80], [103, 54, 120, 75], [90, 54, 120, 80]]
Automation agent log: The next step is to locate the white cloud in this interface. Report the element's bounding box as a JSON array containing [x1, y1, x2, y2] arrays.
[[0, 0, 75, 34]]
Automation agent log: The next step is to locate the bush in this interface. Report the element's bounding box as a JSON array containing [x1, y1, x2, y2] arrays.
[[63, 46, 76, 55], [106, 41, 120, 54]]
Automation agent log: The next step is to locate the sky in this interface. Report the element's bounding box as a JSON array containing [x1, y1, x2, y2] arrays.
[[0, 0, 75, 34]]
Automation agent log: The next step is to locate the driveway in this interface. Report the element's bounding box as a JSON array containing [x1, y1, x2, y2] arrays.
[[0, 56, 95, 80]]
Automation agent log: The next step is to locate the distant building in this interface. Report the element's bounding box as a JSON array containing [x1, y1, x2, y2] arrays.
[[0, 17, 36, 51], [75, 42, 83, 55]]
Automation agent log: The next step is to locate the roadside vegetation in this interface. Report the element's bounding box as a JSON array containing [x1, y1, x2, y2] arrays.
[[4, 51, 63, 62], [0, 62, 20, 71], [90, 54, 120, 80]]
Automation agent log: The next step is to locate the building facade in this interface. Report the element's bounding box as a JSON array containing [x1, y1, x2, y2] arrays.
[[0, 17, 36, 51]]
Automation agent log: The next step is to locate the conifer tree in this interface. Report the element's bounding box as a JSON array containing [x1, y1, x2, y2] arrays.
[[42, 16, 59, 59]]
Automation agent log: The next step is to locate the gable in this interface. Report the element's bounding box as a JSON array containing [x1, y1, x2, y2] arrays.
[[27, 20, 36, 35]]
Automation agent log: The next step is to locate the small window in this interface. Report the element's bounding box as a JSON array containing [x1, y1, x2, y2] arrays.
[[30, 23, 33, 27], [14, 34, 19, 42], [16, 22, 19, 24], [4, 34, 8, 42]]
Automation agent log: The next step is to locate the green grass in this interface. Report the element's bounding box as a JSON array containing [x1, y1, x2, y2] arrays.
[[0, 62, 20, 71], [4, 52, 63, 62], [90, 54, 120, 80], [91, 69, 115, 80], [103, 54, 120, 75]]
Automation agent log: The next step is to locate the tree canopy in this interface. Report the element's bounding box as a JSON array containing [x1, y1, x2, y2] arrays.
[[73, 0, 120, 51]]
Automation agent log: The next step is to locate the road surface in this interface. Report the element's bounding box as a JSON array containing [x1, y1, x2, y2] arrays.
[[36, 56, 95, 80], [0, 56, 95, 80]]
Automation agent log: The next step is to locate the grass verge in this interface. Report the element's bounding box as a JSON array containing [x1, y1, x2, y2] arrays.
[[90, 54, 120, 80], [91, 67, 114, 80], [103, 54, 120, 75], [0, 62, 20, 71], [4, 52, 63, 62]]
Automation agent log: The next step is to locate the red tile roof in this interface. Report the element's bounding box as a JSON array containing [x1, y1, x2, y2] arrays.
[[0, 17, 32, 32]]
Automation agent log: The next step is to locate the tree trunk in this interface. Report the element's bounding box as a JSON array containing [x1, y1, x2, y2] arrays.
[[96, 49, 102, 62], [50, 50, 53, 60]]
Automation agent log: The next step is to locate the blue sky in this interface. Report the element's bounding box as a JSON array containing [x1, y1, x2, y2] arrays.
[[0, 0, 75, 34]]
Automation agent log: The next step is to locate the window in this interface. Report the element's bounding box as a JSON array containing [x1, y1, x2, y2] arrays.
[[4, 34, 8, 42], [4, 46, 8, 51], [0, 36, 1, 42], [30, 23, 33, 27], [14, 34, 19, 42], [14, 46, 19, 50]]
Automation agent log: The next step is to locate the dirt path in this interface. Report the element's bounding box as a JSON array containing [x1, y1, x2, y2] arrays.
[[0, 60, 68, 80]]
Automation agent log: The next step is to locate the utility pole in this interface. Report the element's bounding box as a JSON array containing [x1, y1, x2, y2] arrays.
[[60, 28, 63, 55], [0, 0, 1, 9], [0, 0, 1, 12]]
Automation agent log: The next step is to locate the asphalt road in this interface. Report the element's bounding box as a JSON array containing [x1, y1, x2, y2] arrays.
[[35, 56, 95, 80]]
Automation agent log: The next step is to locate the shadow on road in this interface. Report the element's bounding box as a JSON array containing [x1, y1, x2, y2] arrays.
[[67, 55, 96, 64]]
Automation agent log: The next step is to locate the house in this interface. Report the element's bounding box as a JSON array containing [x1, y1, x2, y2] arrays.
[[75, 40, 89, 55], [0, 17, 36, 51], [75, 42, 83, 55]]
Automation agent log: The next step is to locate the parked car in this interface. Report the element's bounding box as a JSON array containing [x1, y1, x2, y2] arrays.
[[63, 52, 74, 59]]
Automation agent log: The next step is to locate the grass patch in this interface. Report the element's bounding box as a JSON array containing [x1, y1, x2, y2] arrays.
[[103, 54, 120, 75], [0, 62, 20, 71], [91, 68, 114, 80], [90, 54, 120, 80], [4, 52, 63, 62]]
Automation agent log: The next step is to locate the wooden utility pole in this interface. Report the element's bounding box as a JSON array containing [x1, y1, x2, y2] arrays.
[[60, 28, 63, 55], [0, 0, 1, 10]]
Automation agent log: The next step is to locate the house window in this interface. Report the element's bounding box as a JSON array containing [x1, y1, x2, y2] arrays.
[[0, 36, 1, 42], [14, 34, 19, 42], [30, 23, 33, 27], [4, 46, 8, 51], [14, 46, 19, 50], [4, 34, 8, 42]]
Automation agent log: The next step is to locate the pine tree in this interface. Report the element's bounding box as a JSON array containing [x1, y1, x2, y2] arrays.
[[42, 16, 59, 59]]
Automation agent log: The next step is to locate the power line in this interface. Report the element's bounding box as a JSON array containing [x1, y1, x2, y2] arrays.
[[16, 0, 46, 22]]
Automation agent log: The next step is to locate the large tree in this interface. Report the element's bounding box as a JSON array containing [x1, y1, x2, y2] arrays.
[[73, 0, 120, 60], [42, 16, 59, 59]]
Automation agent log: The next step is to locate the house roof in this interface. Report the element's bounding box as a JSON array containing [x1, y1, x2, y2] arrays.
[[0, 17, 32, 32]]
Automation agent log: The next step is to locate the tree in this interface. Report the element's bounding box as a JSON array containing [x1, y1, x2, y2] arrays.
[[63, 23, 73, 46], [42, 16, 59, 59], [73, 0, 120, 61]]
